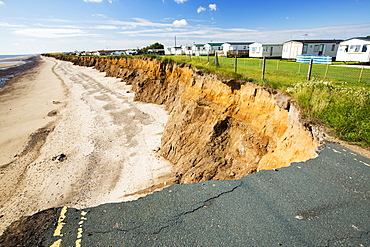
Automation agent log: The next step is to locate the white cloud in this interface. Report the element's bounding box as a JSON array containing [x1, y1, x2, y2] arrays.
[[173, 19, 188, 27], [107, 18, 177, 29], [119, 29, 167, 36], [0, 1, 5, 6], [13, 28, 92, 38], [83, 0, 103, 2], [197, 6, 206, 13], [37, 18, 73, 23], [95, 25, 118, 29], [35, 23, 81, 29], [133, 18, 152, 24], [174, 0, 188, 3], [0, 22, 25, 28], [92, 14, 108, 18], [209, 4, 217, 11]]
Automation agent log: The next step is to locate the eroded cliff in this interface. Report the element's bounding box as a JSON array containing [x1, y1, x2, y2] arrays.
[[47, 55, 319, 184]]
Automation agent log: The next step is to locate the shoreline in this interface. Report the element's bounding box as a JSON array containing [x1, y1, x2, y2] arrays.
[[0, 56, 65, 166], [0, 62, 23, 69], [0, 56, 173, 234], [0, 56, 39, 89]]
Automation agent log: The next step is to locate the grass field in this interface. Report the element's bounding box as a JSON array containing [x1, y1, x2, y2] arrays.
[[159, 55, 370, 147]]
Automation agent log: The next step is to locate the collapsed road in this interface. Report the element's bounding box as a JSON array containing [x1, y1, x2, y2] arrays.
[[0, 55, 369, 246], [1, 143, 369, 246]]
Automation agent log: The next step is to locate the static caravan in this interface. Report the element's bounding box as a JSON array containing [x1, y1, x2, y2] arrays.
[[336, 37, 370, 62], [164, 46, 172, 55], [282, 40, 342, 59], [169, 46, 183, 55], [191, 44, 205, 56], [181, 45, 192, 55], [203, 43, 224, 55], [249, 43, 283, 58], [221, 42, 254, 57]]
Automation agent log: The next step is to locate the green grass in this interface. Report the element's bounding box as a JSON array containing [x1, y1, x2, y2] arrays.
[[163, 55, 370, 147], [287, 81, 370, 146]]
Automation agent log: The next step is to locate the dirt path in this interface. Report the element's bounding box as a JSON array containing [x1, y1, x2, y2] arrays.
[[0, 57, 173, 234]]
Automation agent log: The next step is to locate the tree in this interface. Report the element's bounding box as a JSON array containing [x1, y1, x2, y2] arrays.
[[140, 42, 164, 54], [148, 42, 164, 49]]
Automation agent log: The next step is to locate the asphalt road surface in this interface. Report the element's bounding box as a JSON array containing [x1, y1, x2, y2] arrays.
[[1, 143, 369, 247]]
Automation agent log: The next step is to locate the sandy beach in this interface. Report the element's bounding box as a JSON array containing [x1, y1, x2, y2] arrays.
[[0, 56, 173, 234], [0, 55, 35, 69], [0, 63, 22, 69]]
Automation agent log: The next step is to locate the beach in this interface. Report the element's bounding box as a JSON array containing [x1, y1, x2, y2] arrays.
[[0, 63, 22, 69], [0, 56, 173, 234], [0, 56, 39, 89]]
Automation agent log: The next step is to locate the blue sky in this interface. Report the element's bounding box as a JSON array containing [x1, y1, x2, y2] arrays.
[[0, 0, 369, 54]]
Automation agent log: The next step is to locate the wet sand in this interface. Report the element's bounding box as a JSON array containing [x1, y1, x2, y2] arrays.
[[0, 56, 39, 89], [0, 56, 173, 234], [0, 63, 22, 69]]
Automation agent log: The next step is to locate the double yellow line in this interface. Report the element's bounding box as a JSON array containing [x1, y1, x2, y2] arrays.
[[50, 206, 89, 247]]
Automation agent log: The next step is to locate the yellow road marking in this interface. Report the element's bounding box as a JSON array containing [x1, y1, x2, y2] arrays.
[[75, 210, 89, 247], [77, 228, 83, 238], [332, 148, 342, 154], [75, 239, 82, 247], [50, 239, 62, 247], [53, 206, 68, 237], [328, 146, 369, 168], [359, 160, 370, 167]]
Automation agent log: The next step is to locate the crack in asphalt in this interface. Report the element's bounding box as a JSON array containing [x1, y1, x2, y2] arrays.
[[176, 182, 243, 217], [147, 182, 243, 235], [87, 181, 243, 236]]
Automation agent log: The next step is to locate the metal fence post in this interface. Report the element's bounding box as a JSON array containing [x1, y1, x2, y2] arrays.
[[215, 52, 219, 67], [261, 56, 266, 81], [277, 60, 280, 71], [358, 66, 364, 83], [234, 55, 238, 73], [307, 59, 313, 81]]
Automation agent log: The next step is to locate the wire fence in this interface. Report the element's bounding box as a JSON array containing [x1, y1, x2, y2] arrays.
[[193, 55, 370, 85]]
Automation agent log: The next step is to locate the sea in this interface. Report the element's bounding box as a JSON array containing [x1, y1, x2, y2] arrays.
[[0, 54, 39, 89]]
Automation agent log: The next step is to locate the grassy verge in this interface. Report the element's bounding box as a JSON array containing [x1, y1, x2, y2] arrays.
[[160, 55, 370, 147], [287, 81, 370, 146]]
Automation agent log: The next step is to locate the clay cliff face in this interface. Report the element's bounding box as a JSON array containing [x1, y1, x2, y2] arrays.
[[47, 55, 319, 184]]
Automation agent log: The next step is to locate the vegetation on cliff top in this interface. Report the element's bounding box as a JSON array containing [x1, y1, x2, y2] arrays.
[[157, 55, 370, 147]]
